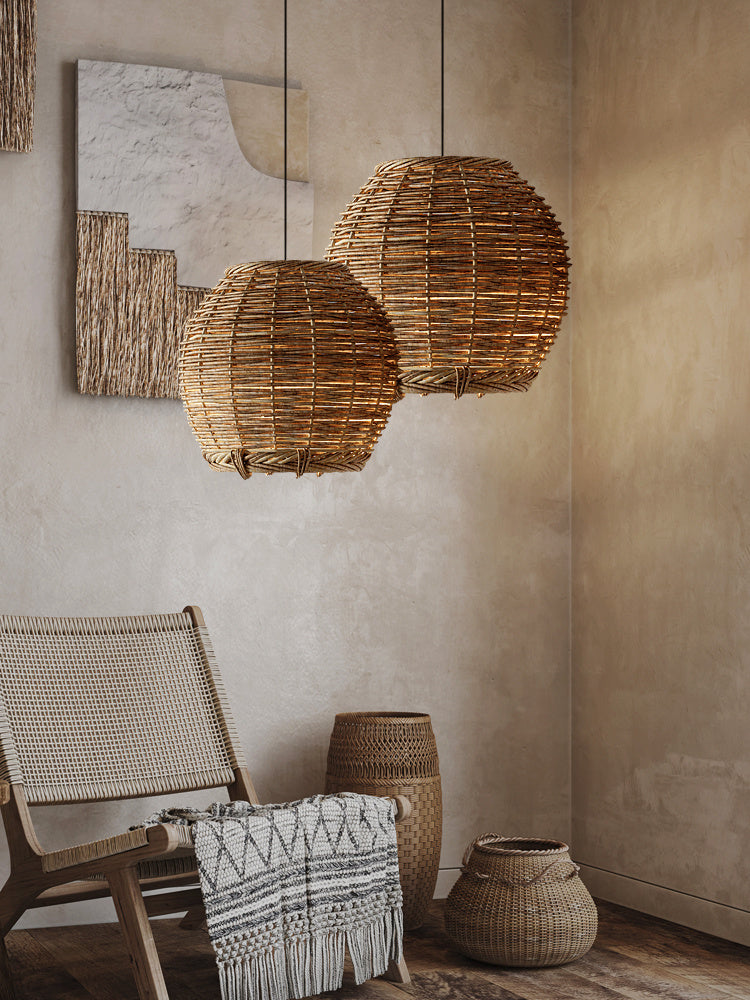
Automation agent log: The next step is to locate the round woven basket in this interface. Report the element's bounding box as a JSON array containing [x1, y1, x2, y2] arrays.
[[326, 156, 570, 397], [445, 835, 597, 967], [178, 260, 400, 478], [324, 712, 441, 929]]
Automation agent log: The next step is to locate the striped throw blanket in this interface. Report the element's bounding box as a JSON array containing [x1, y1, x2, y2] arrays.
[[143, 794, 403, 1000]]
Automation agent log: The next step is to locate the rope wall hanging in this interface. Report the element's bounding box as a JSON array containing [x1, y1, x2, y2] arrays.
[[326, 1, 570, 398], [0, 0, 36, 152], [178, 2, 401, 478]]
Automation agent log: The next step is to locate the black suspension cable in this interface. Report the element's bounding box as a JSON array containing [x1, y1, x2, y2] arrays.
[[284, 0, 288, 260], [441, 0, 444, 156]]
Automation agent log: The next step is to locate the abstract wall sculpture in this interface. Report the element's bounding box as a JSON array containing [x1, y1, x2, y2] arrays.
[[76, 59, 313, 397], [0, 0, 36, 152]]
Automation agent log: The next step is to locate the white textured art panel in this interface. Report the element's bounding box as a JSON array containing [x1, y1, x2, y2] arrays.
[[77, 59, 313, 288]]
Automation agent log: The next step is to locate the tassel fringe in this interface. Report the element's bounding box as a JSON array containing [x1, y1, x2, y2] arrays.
[[217, 908, 402, 1000]]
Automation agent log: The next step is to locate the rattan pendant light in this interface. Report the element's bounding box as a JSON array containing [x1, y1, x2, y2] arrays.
[[178, 3, 400, 478], [325, 5, 569, 398], [179, 261, 398, 477]]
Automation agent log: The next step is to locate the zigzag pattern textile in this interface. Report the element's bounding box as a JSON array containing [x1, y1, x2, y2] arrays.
[[144, 794, 403, 1000]]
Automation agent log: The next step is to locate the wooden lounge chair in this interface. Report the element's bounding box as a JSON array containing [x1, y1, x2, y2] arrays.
[[0, 606, 409, 999]]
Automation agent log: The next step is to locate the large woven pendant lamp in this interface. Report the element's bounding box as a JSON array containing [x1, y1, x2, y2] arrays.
[[178, 2, 400, 478], [325, 5, 569, 398], [179, 260, 398, 477]]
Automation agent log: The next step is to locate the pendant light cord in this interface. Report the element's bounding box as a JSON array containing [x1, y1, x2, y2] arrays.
[[284, 0, 288, 260], [440, 0, 444, 156]]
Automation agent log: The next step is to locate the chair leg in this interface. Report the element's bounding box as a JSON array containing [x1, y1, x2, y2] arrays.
[[0, 878, 45, 1000], [383, 955, 411, 985], [108, 868, 170, 1000], [0, 937, 16, 1000]]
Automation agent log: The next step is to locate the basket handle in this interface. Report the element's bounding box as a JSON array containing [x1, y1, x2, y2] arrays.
[[461, 834, 580, 885], [461, 833, 492, 870]]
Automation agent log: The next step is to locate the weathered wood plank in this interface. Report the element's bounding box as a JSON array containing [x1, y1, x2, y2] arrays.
[[405, 968, 533, 1000], [577, 943, 742, 1000], [595, 902, 750, 1000], [29, 923, 143, 1000], [5, 930, 93, 999], [4, 900, 750, 1000]]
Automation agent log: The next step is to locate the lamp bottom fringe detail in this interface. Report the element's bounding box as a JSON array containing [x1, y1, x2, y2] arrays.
[[398, 366, 540, 398], [203, 448, 374, 478]]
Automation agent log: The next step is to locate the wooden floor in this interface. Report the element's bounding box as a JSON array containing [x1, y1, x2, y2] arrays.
[[5, 899, 750, 999]]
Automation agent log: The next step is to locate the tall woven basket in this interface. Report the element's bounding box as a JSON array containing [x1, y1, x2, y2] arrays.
[[445, 835, 597, 967], [324, 712, 441, 929]]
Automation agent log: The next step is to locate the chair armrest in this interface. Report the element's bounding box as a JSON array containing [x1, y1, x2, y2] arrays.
[[42, 823, 193, 874], [0, 781, 10, 805]]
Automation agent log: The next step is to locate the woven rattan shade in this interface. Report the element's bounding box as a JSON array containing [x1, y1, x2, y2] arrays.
[[0, 612, 243, 804], [326, 156, 570, 397], [179, 260, 400, 478]]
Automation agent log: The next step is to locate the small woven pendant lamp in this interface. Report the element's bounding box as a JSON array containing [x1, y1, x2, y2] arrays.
[[178, 5, 399, 479], [325, 155, 570, 398], [178, 260, 399, 478]]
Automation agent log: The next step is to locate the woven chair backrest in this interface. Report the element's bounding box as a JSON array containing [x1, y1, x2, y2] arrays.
[[0, 612, 245, 805]]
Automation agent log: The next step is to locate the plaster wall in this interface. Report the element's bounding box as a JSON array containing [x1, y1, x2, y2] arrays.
[[572, 0, 750, 944], [0, 0, 571, 926]]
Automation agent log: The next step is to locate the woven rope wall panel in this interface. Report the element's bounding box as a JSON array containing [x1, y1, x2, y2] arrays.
[[325, 712, 441, 929], [445, 836, 598, 967], [76, 211, 129, 396], [0, 612, 240, 804], [76, 211, 209, 397], [179, 260, 400, 478], [0, 0, 35, 152], [176, 286, 208, 342], [126, 248, 178, 396], [326, 156, 570, 397]]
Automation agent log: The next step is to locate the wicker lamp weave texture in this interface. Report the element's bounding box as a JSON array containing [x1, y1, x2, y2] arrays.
[[324, 712, 441, 930], [179, 261, 399, 478], [326, 156, 570, 397], [445, 835, 598, 967]]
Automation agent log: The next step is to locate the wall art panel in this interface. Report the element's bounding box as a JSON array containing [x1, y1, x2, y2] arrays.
[[76, 59, 313, 397]]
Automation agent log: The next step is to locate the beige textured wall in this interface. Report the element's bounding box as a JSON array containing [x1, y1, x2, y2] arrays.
[[572, 0, 750, 944], [0, 1, 571, 926]]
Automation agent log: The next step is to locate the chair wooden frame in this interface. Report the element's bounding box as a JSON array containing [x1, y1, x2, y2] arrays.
[[0, 606, 409, 999]]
